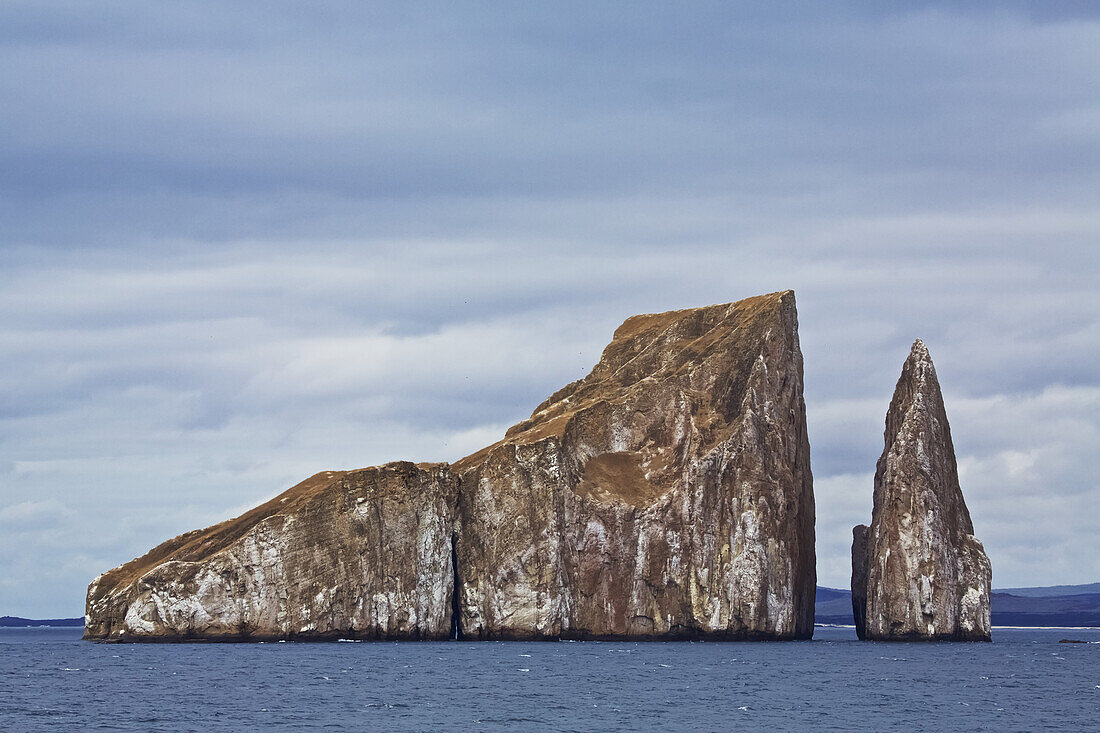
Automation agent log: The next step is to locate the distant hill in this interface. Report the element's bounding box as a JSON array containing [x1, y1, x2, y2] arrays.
[[0, 616, 84, 627], [994, 582, 1100, 598], [816, 584, 1100, 627], [814, 587, 856, 620]]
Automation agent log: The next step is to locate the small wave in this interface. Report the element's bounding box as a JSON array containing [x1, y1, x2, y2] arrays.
[[23, 709, 74, 718]]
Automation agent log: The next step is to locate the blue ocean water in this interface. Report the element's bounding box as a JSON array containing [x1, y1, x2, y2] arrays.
[[1, 626, 1097, 731]]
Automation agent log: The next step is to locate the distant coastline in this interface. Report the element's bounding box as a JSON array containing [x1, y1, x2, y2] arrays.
[[1, 616, 84, 628], [815, 583, 1100, 628]]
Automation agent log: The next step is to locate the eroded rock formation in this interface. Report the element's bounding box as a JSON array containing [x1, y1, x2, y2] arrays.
[[85, 463, 457, 641], [852, 339, 991, 641], [85, 290, 816, 642], [453, 290, 816, 639]]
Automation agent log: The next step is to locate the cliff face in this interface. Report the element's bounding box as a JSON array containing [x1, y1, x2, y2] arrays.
[[454, 290, 815, 639], [85, 463, 457, 641], [85, 290, 816, 642], [852, 340, 991, 641]]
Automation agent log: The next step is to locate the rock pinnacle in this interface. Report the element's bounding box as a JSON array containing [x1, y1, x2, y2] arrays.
[[852, 339, 991, 641]]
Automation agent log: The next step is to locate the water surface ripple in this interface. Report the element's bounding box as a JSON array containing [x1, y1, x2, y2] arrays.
[[2, 626, 1097, 731]]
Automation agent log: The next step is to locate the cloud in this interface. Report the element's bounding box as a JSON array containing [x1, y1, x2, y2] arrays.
[[3, 3, 1099, 246], [0, 499, 72, 529], [0, 2, 1097, 616]]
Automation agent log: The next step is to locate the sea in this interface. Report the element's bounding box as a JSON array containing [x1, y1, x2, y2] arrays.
[[1, 626, 1097, 731]]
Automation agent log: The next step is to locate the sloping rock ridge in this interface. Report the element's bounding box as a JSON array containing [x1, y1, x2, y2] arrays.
[[852, 339, 991, 641], [85, 464, 457, 641], [85, 290, 816, 642]]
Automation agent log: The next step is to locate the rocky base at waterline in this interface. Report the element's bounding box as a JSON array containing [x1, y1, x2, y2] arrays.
[[85, 290, 816, 642], [851, 340, 991, 642]]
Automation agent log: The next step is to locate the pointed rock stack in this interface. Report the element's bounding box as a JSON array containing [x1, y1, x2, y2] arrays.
[[852, 339, 991, 641]]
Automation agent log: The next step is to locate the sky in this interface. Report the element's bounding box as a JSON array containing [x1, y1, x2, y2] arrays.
[[1, 1, 1097, 617]]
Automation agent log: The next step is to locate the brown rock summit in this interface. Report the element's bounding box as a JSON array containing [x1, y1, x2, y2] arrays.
[[84, 290, 816, 641], [454, 290, 816, 639], [852, 339, 991, 641]]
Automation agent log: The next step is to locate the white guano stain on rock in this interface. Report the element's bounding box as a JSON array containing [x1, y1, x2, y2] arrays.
[[85, 463, 458, 641]]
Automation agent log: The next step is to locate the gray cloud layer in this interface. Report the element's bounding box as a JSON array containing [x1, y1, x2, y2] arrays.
[[1, 1, 1097, 616]]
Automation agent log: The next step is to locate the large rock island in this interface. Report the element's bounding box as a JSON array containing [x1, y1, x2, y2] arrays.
[[85, 290, 816, 642], [851, 339, 991, 641]]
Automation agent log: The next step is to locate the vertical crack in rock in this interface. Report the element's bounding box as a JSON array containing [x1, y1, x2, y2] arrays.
[[851, 339, 992, 641], [851, 525, 869, 641], [450, 533, 463, 641], [83, 290, 816, 642]]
